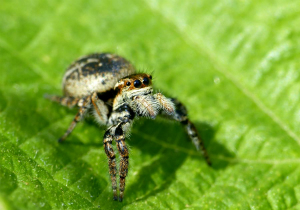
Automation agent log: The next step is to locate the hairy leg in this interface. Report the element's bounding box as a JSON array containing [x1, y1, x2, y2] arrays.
[[103, 129, 118, 200], [104, 115, 132, 201], [114, 124, 129, 202], [91, 92, 109, 125], [58, 96, 91, 142], [163, 98, 211, 166], [153, 92, 175, 114], [44, 94, 80, 108]]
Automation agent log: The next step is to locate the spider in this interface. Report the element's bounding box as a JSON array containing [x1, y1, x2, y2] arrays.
[[45, 53, 211, 202]]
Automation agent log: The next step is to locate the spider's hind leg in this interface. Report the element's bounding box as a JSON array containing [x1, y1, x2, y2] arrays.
[[44, 94, 80, 108], [57, 96, 91, 142], [163, 98, 211, 166]]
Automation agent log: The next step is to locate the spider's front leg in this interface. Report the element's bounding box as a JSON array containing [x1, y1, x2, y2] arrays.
[[172, 98, 211, 165], [115, 123, 129, 202], [155, 93, 211, 166], [103, 129, 118, 200], [104, 106, 133, 202], [103, 122, 130, 202]]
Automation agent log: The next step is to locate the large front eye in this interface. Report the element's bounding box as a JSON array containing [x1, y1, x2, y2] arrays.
[[143, 77, 149, 85], [134, 80, 142, 88]]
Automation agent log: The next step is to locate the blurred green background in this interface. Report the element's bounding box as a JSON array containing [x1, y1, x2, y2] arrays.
[[1, 0, 300, 209]]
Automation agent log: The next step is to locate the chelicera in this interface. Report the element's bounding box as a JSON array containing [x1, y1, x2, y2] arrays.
[[45, 53, 210, 202]]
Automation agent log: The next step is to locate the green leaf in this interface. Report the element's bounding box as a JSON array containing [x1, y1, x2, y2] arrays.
[[1, 0, 300, 209]]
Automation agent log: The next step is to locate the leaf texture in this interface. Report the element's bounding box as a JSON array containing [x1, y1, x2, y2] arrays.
[[1, 0, 300, 209]]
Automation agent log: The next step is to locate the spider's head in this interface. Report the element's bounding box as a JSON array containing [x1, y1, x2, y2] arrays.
[[114, 73, 153, 95], [114, 73, 163, 118]]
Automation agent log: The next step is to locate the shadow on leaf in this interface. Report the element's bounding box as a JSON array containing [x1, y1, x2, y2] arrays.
[[47, 104, 235, 205], [195, 122, 235, 170], [121, 118, 234, 203]]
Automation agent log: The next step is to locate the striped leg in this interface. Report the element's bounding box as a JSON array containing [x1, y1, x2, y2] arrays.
[[58, 96, 91, 142], [115, 125, 129, 202], [103, 129, 118, 200], [44, 94, 80, 108], [103, 121, 131, 202], [170, 98, 211, 166]]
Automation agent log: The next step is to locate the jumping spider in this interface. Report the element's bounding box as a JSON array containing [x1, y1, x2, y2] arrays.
[[45, 53, 210, 202]]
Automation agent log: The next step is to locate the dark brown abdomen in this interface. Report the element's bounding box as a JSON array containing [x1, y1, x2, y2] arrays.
[[63, 53, 136, 97]]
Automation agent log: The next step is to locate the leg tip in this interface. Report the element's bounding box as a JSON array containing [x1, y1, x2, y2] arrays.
[[119, 192, 124, 202], [113, 196, 118, 201], [58, 138, 64, 143]]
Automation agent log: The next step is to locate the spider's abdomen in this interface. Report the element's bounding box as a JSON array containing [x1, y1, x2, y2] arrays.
[[63, 53, 136, 97]]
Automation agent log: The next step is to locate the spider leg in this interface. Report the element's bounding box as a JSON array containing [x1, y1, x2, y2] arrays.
[[58, 96, 91, 142], [44, 94, 80, 108], [103, 122, 131, 202], [114, 124, 129, 202], [103, 129, 118, 200], [103, 123, 130, 202], [104, 104, 134, 202], [161, 98, 211, 166], [91, 92, 109, 125]]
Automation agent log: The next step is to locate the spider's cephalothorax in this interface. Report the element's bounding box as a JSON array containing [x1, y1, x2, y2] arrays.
[[45, 53, 211, 202]]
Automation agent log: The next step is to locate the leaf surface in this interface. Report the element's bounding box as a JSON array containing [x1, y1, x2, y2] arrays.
[[1, 0, 300, 209]]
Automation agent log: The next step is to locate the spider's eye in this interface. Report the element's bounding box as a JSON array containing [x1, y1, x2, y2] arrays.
[[126, 81, 131, 86], [143, 77, 149, 85], [149, 75, 152, 80], [133, 80, 142, 88]]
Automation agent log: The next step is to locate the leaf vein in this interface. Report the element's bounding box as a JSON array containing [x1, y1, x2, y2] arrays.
[[144, 1, 300, 146]]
